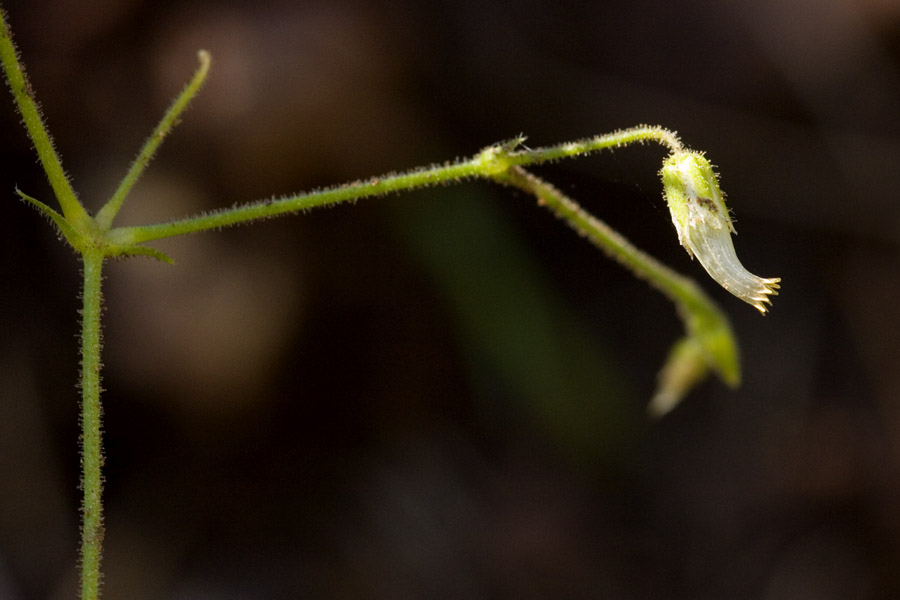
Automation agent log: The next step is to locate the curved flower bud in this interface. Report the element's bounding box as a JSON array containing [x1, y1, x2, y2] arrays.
[[661, 151, 781, 314]]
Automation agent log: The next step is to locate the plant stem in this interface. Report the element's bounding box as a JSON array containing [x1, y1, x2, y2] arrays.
[[79, 250, 105, 600], [108, 126, 682, 245], [0, 8, 88, 227], [491, 165, 740, 388], [106, 126, 738, 389], [109, 158, 492, 244], [0, 2, 762, 589], [494, 165, 699, 308], [95, 50, 211, 230], [507, 125, 683, 160]]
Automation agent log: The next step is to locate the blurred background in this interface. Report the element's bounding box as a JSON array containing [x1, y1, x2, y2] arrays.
[[1, 0, 898, 598]]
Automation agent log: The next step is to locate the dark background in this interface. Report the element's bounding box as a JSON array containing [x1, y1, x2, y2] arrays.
[[1, 0, 898, 598]]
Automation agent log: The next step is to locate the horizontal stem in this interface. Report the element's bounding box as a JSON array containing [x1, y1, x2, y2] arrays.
[[109, 126, 681, 246], [110, 158, 488, 244], [508, 125, 683, 162]]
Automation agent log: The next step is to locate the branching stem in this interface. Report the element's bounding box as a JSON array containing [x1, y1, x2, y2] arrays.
[[0, 5, 772, 595], [107, 126, 683, 246]]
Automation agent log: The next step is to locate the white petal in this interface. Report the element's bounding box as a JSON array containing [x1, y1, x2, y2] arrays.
[[683, 201, 780, 314]]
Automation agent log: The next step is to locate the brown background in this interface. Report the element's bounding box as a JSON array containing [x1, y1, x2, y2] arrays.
[[1, 0, 898, 598]]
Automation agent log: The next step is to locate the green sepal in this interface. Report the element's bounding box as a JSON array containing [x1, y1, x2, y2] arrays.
[[660, 151, 734, 254]]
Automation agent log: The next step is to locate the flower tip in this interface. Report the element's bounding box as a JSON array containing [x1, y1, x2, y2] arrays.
[[746, 276, 781, 315]]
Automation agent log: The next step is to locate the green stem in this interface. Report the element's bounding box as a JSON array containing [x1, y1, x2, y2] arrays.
[[108, 126, 682, 245], [109, 158, 491, 244], [506, 125, 683, 161], [106, 125, 738, 392], [79, 250, 105, 600], [0, 8, 88, 227], [494, 165, 699, 308], [492, 165, 740, 388], [94, 50, 211, 230]]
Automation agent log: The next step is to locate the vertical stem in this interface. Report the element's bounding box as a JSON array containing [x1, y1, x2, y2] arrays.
[[80, 250, 105, 600]]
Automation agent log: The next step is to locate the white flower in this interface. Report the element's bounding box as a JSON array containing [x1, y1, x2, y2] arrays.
[[661, 152, 781, 314]]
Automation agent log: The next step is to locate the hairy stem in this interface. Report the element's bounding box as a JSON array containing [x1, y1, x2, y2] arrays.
[[0, 3, 764, 592], [108, 126, 682, 245], [0, 8, 87, 226], [491, 165, 740, 388], [80, 250, 105, 600], [494, 165, 700, 308], [95, 50, 211, 230]]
